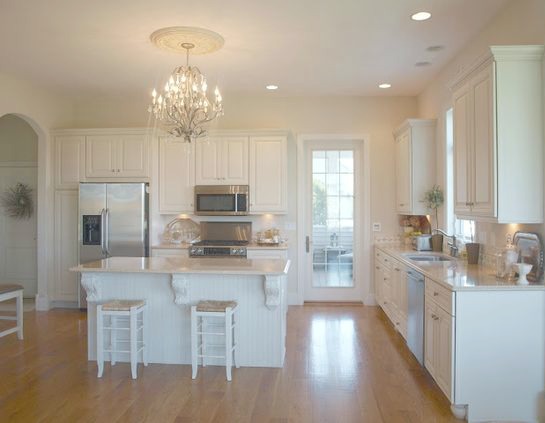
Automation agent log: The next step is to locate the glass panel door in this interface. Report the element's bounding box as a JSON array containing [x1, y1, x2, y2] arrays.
[[311, 150, 354, 288]]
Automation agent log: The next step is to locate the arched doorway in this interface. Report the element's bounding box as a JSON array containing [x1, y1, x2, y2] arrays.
[[0, 114, 38, 299]]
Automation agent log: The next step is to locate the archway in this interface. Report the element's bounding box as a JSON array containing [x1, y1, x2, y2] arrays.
[[0, 113, 49, 310]]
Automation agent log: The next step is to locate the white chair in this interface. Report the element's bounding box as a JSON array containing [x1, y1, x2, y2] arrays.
[[0, 284, 23, 340], [96, 300, 147, 379], [191, 300, 238, 381]]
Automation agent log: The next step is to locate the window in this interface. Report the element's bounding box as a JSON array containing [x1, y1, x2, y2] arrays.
[[445, 108, 475, 241]]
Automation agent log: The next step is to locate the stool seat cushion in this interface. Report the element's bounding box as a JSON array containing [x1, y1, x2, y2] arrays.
[[102, 300, 145, 311], [196, 300, 238, 312], [0, 284, 24, 295]]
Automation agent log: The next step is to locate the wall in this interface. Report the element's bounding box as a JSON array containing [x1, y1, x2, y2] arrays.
[[0, 114, 38, 296], [417, 0, 545, 249], [72, 94, 417, 301], [0, 71, 74, 309]]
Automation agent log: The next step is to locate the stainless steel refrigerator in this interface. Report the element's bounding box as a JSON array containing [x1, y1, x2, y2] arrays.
[[78, 183, 149, 308]]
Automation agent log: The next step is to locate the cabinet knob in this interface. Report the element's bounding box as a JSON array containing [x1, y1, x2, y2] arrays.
[[375, 266, 380, 270], [117, 169, 120, 173], [433, 292, 439, 296], [399, 203, 405, 207], [111, 169, 115, 173]]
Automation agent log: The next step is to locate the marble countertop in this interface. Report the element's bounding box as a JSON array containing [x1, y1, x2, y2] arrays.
[[376, 244, 545, 292], [152, 242, 289, 250], [71, 256, 291, 276]]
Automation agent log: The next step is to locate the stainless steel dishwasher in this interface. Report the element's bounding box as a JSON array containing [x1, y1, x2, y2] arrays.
[[407, 269, 425, 365]]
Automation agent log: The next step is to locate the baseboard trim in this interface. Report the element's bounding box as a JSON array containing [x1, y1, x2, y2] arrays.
[[35, 294, 50, 311], [288, 292, 302, 306], [303, 301, 364, 306], [50, 301, 79, 309], [364, 293, 376, 306]]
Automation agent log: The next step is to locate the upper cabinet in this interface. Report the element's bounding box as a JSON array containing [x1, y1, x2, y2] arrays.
[[158, 137, 195, 213], [85, 132, 150, 179], [393, 119, 436, 215], [195, 136, 249, 185], [54, 135, 85, 189], [249, 135, 288, 214], [450, 45, 544, 223]]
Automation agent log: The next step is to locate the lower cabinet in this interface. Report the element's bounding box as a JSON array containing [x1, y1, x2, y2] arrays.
[[424, 278, 455, 401], [53, 190, 79, 302], [374, 249, 407, 339]]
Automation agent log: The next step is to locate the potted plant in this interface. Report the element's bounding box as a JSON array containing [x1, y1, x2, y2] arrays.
[[424, 185, 444, 252]]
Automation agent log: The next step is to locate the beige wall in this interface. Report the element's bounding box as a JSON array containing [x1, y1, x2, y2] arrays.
[[417, 0, 545, 248], [0, 71, 74, 308], [73, 94, 417, 299], [0, 114, 38, 162]]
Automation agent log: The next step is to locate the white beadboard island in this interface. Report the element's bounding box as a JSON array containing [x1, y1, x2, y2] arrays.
[[71, 257, 290, 367]]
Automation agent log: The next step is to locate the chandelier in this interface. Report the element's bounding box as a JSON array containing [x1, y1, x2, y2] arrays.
[[148, 27, 224, 143]]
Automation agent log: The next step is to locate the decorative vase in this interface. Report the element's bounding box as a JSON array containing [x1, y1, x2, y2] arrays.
[[431, 234, 443, 252], [466, 243, 480, 265]]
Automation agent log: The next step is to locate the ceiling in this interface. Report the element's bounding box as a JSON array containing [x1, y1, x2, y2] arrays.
[[0, 0, 509, 99]]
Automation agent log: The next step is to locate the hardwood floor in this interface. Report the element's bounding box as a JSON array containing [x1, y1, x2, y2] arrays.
[[0, 305, 459, 422]]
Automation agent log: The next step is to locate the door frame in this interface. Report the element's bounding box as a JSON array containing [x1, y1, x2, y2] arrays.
[[296, 134, 371, 304]]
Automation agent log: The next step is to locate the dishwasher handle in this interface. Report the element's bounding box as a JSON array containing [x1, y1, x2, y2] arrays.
[[407, 270, 425, 283]]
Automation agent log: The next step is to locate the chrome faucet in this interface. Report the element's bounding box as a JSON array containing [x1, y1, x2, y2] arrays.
[[435, 229, 459, 257]]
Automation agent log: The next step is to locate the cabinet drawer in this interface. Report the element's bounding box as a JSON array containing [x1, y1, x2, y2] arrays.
[[151, 248, 189, 258], [425, 278, 454, 315], [375, 250, 393, 269], [247, 249, 288, 260]]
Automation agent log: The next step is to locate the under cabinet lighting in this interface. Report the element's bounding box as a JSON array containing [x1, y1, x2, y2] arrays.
[[411, 11, 431, 21], [379, 83, 391, 89], [266, 85, 278, 90]]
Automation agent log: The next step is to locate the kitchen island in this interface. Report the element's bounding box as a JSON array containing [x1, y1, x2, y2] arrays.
[[71, 257, 290, 367]]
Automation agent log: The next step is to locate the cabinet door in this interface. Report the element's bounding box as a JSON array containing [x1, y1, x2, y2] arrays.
[[116, 135, 149, 177], [395, 131, 412, 213], [424, 301, 437, 377], [453, 83, 472, 215], [159, 137, 195, 213], [54, 190, 79, 301], [55, 135, 84, 189], [471, 64, 496, 217], [435, 306, 454, 401], [249, 136, 288, 213], [195, 137, 221, 184], [222, 137, 249, 184], [86, 136, 117, 177], [374, 261, 384, 306]]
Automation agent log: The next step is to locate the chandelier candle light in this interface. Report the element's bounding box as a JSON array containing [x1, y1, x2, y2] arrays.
[[149, 27, 224, 143]]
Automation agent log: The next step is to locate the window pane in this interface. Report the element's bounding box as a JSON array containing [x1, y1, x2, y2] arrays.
[[340, 151, 353, 172], [326, 173, 340, 196], [327, 151, 339, 173], [327, 196, 340, 219], [339, 174, 353, 195], [340, 197, 353, 219]]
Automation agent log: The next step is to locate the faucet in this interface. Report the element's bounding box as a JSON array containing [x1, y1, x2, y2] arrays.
[[435, 229, 459, 257]]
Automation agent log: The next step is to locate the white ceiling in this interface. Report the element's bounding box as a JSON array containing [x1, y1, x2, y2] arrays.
[[0, 0, 509, 98]]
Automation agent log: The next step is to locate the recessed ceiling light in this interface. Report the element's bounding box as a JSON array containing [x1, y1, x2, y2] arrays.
[[266, 85, 278, 90], [426, 45, 444, 52], [379, 83, 391, 89], [411, 11, 432, 21], [415, 61, 431, 67]]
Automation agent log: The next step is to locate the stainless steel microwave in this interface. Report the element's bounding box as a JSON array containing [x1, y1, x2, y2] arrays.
[[194, 185, 249, 216]]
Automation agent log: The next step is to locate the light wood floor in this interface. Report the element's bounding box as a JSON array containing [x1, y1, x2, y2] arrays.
[[0, 305, 459, 422]]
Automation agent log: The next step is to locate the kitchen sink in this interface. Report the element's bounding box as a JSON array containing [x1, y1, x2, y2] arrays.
[[403, 254, 455, 262]]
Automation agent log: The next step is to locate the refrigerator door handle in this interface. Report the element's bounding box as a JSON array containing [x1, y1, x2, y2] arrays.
[[104, 208, 110, 257], [100, 208, 107, 256]]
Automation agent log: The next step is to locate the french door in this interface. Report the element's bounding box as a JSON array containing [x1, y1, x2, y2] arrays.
[[300, 138, 364, 302]]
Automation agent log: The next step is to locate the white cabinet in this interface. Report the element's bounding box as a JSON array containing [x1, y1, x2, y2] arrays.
[[53, 190, 79, 302], [195, 136, 248, 185], [86, 133, 149, 179], [151, 248, 189, 258], [158, 137, 194, 213], [246, 249, 288, 260], [393, 119, 436, 215], [424, 278, 454, 401], [249, 136, 288, 214], [450, 45, 544, 223], [54, 135, 84, 189]]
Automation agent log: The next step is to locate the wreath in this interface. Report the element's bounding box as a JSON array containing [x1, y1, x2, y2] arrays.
[[1, 183, 34, 219]]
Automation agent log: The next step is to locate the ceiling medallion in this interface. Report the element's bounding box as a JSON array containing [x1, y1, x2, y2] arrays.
[[148, 27, 224, 143]]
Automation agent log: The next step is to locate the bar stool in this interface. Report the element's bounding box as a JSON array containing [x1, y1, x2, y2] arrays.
[[191, 300, 238, 381], [96, 300, 147, 379], [0, 284, 23, 340]]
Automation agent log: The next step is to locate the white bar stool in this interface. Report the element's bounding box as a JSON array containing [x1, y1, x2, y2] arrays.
[[0, 284, 23, 340], [96, 300, 147, 379], [191, 300, 239, 381]]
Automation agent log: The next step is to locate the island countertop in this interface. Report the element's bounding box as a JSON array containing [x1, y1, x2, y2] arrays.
[[70, 256, 291, 276]]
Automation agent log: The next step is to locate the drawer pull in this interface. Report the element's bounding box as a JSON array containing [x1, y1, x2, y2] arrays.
[[376, 266, 380, 270], [394, 267, 400, 271], [433, 292, 439, 296]]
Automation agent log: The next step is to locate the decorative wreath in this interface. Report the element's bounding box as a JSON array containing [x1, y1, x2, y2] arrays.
[[1, 183, 34, 219]]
